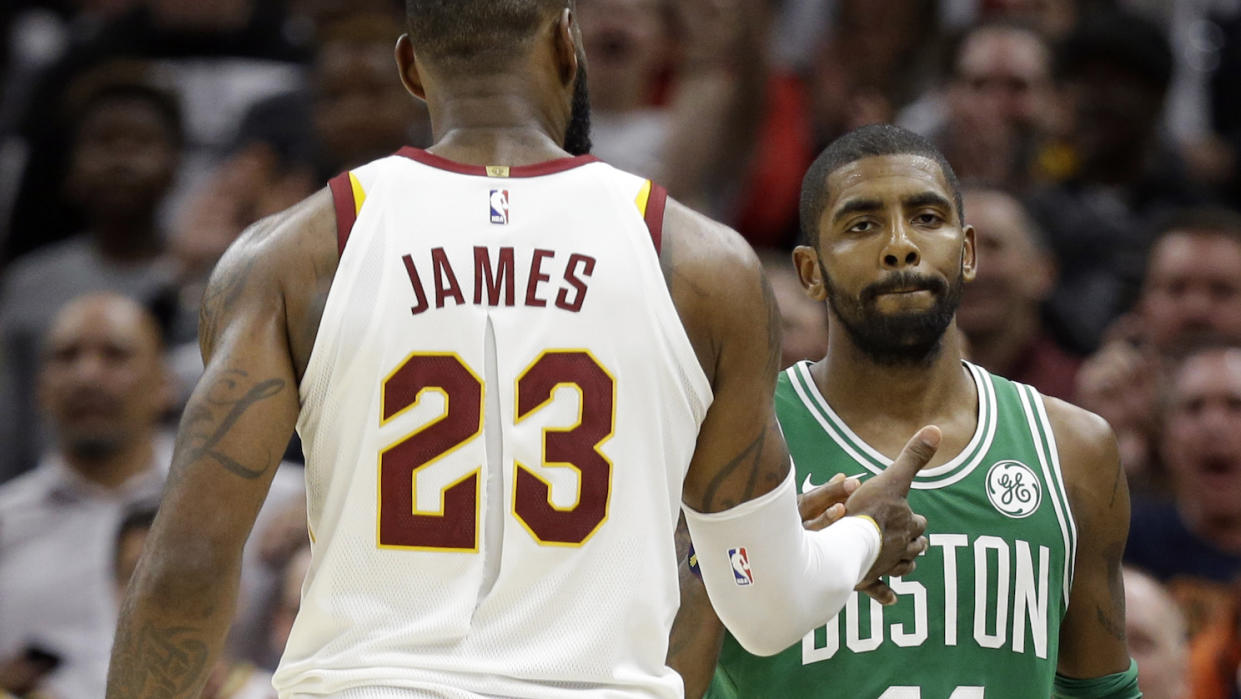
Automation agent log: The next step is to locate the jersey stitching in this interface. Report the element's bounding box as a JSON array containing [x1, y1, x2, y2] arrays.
[[1016, 384, 1074, 610], [1027, 385, 1079, 597]]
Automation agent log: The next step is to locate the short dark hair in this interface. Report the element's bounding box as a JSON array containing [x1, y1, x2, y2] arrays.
[[406, 0, 568, 72], [114, 501, 159, 572], [1055, 8, 1173, 94], [799, 124, 963, 246], [64, 65, 184, 148]]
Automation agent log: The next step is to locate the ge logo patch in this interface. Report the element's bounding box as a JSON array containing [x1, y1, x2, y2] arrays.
[[985, 460, 1041, 518]]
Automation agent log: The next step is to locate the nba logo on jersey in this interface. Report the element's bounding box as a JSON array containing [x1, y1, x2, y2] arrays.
[[490, 189, 510, 224], [729, 547, 753, 586]]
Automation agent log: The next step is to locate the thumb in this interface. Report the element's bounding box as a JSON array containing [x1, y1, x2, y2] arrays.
[[883, 425, 941, 495]]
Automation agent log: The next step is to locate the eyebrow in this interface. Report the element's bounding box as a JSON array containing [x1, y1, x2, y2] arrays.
[[902, 191, 954, 212], [831, 197, 883, 224]]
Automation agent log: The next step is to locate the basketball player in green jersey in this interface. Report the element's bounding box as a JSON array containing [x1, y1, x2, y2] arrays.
[[669, 124, 1140, 698]]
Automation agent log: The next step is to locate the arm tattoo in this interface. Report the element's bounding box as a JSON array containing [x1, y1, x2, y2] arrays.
[[702, 427, 775, 511], [1108, 457, 1122, 508], [177, 369, 286, 480], [198, 254, 257, 350], [1094, 541, 1127, 642], [109, 623, 209, 698], [760, 273, 782, 378]]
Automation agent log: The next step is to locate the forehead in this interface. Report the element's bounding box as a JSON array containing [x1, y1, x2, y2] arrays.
[[46, 301, 156, 352], [958, 29, 1047, 76], [825, 154, 952, 211], [1151, 231, 1241, 274], [1173, 350, 1241, 396]]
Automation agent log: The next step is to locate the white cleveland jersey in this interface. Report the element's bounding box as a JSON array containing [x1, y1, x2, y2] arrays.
[[273, 148, 713, 698]]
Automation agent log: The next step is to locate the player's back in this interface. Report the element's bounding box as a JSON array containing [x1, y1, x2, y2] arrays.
[[273, 149, 712, 698]]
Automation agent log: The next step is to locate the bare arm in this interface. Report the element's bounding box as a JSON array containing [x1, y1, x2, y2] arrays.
[[106, 192, 334, 697], [1047, 398, 1134, 678]]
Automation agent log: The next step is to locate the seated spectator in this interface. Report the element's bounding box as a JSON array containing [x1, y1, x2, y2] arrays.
[[113, 503, 277, 699], [1077, 208, 1241, 490], [0, 68, 182, 483], [1188, 579, 1241, 699], [1126, 340, 1241, 641], [1026, 7, 1204, 353], [956, 186, 1081, 399], [1125, 566, 1190, 699], [900, 21, 1058, 193], [0, 293, 173, 699]]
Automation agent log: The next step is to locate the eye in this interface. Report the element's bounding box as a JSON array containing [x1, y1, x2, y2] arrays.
[[848, 220, 875, 233], [914, 212, 943, 226]]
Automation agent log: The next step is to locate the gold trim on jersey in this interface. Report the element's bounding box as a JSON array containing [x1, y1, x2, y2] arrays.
[[635, 179, 653, 217], [486, 165, 511, 178], [348, 171, 367, 215]]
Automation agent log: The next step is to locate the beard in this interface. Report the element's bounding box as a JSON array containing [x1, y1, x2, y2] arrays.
[[824, 265, 964, 367], [563, 64, 592, 156]]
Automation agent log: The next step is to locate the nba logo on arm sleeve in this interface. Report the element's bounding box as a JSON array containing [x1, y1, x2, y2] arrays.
[[490, 190, 510, 224], [729, 547, 754, 586]]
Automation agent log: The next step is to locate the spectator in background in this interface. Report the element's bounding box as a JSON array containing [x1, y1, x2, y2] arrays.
[[0, 293, 173, 699], [1027, 7, 1203, 354], [956, 186, 1081, 399], [1077, 209, 1241, 491], [1188, 580, 1241, 699], [112, 504, 278, 699], [757, 248, 829, 369], [901, 21, 1059, 193], [1126, 341, 1241, 641], [1125, 566, 1190, 699], [0, 67, 181, 483], [577, 0, 768, 221]]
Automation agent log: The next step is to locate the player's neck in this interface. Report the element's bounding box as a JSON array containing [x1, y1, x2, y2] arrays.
[[425, 81, 570, 166], [813, 325, 975, 428]]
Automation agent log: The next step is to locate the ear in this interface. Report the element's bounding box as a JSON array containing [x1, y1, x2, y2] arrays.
[[395, 34, 428, 101], [961, 224, 978, 283], [553, 7, 580, 87], [793, 245, 828, 301]]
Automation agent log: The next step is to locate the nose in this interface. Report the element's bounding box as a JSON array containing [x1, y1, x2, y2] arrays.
[[881, 223, 920, 270]]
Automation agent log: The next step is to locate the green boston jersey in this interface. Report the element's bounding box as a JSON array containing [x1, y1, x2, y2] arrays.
[[708, 361, 1077, 699]]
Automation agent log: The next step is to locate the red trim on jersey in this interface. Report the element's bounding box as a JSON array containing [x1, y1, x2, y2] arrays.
[[396, 147, 600, 177], [328, 172, 357, 257], [644, 183, 668, 254]]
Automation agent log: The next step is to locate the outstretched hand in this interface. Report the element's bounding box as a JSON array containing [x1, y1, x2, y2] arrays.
[[841, 426, 938, 603]]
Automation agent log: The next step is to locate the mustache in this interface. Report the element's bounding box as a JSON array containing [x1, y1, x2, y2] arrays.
[[860, 272, 948, 304]]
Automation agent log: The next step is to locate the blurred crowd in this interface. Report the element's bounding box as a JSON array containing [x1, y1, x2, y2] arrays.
[[1, 0, 1240, 697]]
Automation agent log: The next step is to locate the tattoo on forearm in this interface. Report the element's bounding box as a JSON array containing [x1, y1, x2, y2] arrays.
[[109, 624, 209, 697], [703, 428, 770, 511], [1095, 541, 1127, 642], [177, 369, 286, 479]]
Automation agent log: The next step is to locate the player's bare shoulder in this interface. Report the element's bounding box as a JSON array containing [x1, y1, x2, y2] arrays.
[[1041, 397, 1127, 521], [199, 188, 338, 377], [660, 198, 776, 383]]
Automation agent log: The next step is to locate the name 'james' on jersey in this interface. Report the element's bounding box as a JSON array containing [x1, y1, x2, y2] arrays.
[[709, 362, 1077, 699], [274, 149, 712, 699]]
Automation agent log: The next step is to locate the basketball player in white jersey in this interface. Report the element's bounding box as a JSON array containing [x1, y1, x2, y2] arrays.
[[107, 2, 935, 697]]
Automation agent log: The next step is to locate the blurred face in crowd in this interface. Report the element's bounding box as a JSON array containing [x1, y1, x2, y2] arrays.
[[315, 33, 425, 171], [66, 95, 179, 223], [1141, 231, 1241, 353], [1065, 61, 1164, 173], [799, 154, 974, 366], [1124, 568, 1189, 699], [956, 189, 1052, 339], [1162, 347, 1241, 530], [950, 26, 1053, 133], [576, 0, 666, 112], [38, 294, 169, 466]]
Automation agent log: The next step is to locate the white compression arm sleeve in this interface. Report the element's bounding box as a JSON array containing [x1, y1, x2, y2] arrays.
[[682, 469, 881, 656]]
